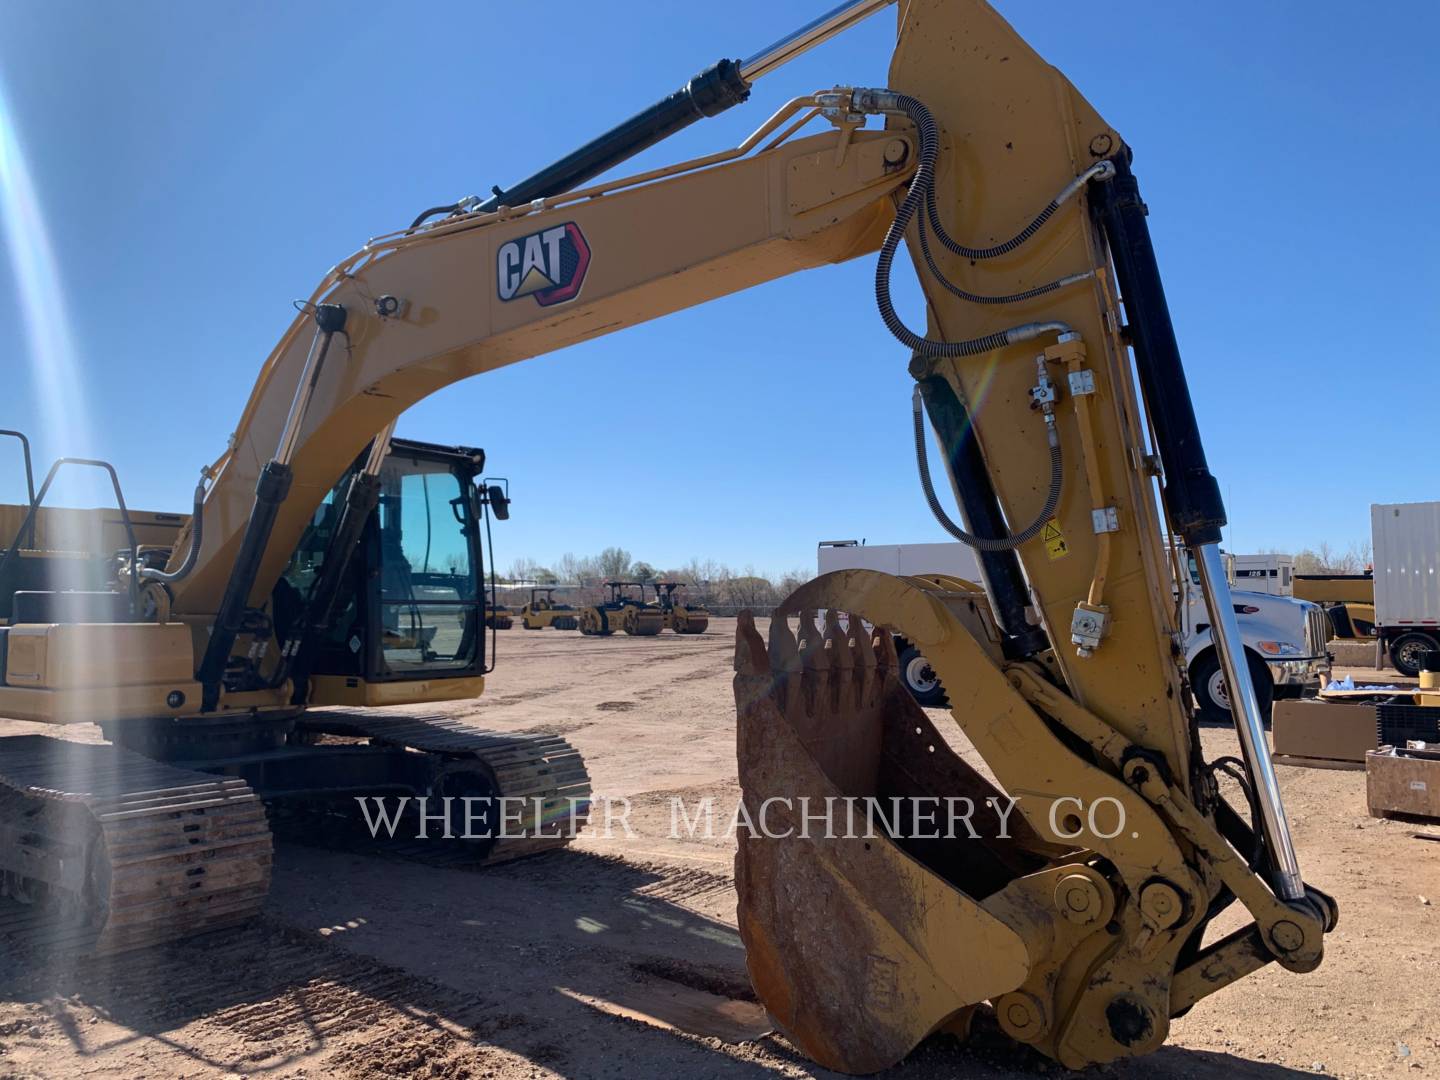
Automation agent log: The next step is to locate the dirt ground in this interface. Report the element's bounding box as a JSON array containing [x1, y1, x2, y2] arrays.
[[1, 619, 1436, 1080]]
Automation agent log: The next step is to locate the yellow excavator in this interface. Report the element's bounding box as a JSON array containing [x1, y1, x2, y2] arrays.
[[0, 0, 1335, 1070], [517, 587, 580, 630]]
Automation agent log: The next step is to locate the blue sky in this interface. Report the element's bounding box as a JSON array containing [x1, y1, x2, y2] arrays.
[[1, 1, 1436, 577]]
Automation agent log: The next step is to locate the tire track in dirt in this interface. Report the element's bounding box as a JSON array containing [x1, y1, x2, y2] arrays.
[[0, 918, 558, 1079]]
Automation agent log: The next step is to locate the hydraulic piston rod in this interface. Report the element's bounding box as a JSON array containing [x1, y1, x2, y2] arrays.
[[739, 0, 896, 81], [476, 0, 896, 213], [1090, 153, 1305, 900], [1192, 543, 1305, 899]]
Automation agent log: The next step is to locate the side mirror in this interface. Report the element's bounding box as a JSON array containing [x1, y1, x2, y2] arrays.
[[487, 484, 511, 521]]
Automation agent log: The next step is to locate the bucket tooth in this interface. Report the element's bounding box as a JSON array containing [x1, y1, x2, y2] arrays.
[[767, 609, 799, 670], [798, 610, 827, 667], [766, 612, 804, 715], [852, 616, 878, 669], [735, 610, 769, 677]]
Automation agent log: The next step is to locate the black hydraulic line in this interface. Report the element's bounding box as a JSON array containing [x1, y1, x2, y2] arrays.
[[913, 373, 1051, 659], [410, 203, 465, 230], [912, 387, 1062, 552], [915, 213, 1092, 306], [476, 59, 750, 213], [138, 477, 206, 585], [196, 459, 293, 709], [481, 483, 498, 675], [285, 470, 383, 703], [197, 304, 346, 710], [1089, 148, 1226, 546], [874, 93, 1071, 361], [923, 176, 1057, 262]]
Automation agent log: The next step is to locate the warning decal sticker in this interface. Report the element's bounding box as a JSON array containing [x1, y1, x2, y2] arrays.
[[1042, 520, 1069, 561]]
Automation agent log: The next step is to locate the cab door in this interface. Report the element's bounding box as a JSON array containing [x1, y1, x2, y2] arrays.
[[369, 447, 485, 681]]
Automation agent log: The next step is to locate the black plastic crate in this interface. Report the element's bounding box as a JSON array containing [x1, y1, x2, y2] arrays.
[[1376, 702, 1440, 745]]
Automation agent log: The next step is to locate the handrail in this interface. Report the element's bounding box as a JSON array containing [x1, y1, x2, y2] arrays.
[[0, 430, 38, 549], [0, 457, 141, 618]]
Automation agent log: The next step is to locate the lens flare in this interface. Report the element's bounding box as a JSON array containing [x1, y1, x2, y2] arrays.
[[0, 78, 110, 744], [0, 78, 95, 467]]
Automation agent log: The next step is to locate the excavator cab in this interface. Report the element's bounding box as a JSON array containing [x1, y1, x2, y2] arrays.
[[278, 437, 491, 703]]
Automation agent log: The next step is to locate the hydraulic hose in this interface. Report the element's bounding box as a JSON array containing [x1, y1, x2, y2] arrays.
[[916, 211, 1094, 306], [912, 385, 1061, 551], [871, 92, 1074, 360], [864, 86, 1071, 550], [924, 158, 1116, 261], [138, 478, 206, 584], [410, 204, 461, 229]]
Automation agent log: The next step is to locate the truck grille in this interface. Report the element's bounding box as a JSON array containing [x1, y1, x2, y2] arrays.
[[1305, 606, 1330, 654]]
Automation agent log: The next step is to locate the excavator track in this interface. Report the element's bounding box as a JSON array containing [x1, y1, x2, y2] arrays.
[[0, 735, 272, 956], [297, 710, 592, 862]]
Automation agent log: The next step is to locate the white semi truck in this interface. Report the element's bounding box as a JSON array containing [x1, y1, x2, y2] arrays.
[[1372, 501, 1440, 676], [818, 539, 1329, 718]]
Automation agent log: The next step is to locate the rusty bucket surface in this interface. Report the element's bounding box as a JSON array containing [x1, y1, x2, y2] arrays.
[[733, 608, 1038, 1073]]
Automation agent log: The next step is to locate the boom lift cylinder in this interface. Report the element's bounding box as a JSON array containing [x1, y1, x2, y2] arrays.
[[196, 302, 346, 707]]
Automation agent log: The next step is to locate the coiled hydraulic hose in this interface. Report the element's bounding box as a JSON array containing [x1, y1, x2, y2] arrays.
[[912, 385, 1062, 551]]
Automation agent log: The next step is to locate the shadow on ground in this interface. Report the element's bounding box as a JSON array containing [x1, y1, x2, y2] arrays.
[[0, 842, 1322, 1080]]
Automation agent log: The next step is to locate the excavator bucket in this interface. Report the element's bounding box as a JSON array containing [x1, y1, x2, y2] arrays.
[[735, 572, 1336, 1073], [734, 605, 1042, 1072]]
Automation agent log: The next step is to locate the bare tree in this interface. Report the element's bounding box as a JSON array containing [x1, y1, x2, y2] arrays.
[[555, 552, 582, 584], [775, 567, 809, 597], [597, 546, 632, 580], [684, 558, 722, 585], [505, 557, 537, 583], [1293, 541, 1373, 575], [724, 565, 778, 610]]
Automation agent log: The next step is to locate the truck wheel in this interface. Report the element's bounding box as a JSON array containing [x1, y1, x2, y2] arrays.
[[897, 643, 948, 708], [1387, 631, 1439, 678], [1191, 649, 1273, 725]]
